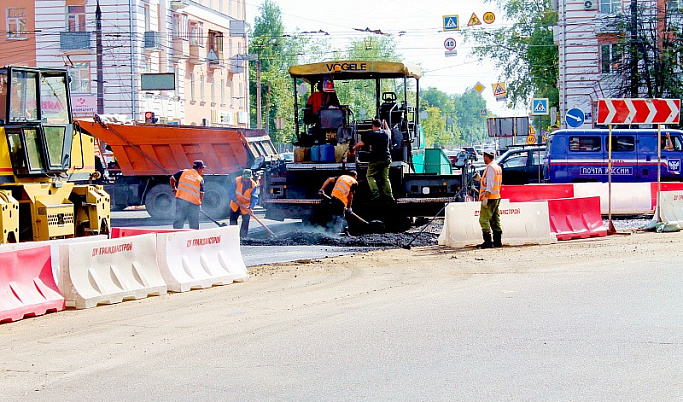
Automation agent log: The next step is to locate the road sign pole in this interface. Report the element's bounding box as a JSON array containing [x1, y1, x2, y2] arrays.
[[607, 124, 615, 235], [657, 124, 662, 222]]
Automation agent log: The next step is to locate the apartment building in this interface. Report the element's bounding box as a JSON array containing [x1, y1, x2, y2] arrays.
[[0, 0, 250, 126], [555, 0, 679, 128]]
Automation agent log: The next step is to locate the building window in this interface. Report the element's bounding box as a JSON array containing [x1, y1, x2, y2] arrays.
[[67, 5, 86, 32], [601, 43, 623, 73], [219, 0, 223, 13], [6, 7, 26, 39], [68, 62, 90, 93], [190, 21, 203, 47], [190, 74, 195, 102], [172, 13, 188, 40], [211, 77, 216, 103], [209, 30, 223, 59], [600, 0, 622, 14], [143, 4, 151, 32], [221, 79, 225, 104], [200, 74, 205, 101]]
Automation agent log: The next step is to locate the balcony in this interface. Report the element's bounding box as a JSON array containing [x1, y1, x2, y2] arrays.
[[60, 31, 91, 51], [144, 31, 161, 51], [188, 43, 203, 65], [172, 38, 188, 60]]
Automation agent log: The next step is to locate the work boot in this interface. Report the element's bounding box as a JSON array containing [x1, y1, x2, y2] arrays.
[[476, 231, 493, 249], [493, 231, 503, 248]]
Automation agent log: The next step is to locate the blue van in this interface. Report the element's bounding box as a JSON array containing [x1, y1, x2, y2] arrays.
[[547, 129, 683, 182]]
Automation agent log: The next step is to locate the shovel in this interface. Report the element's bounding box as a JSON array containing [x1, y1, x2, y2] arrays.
[[200, 209, 227, 227], [249, 210, 275, 237]]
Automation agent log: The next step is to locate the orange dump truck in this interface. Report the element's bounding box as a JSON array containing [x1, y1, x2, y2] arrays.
[[76, 117, 277, 219]]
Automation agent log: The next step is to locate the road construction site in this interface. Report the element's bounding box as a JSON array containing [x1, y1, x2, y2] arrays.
[[1, 226, 681, 401]]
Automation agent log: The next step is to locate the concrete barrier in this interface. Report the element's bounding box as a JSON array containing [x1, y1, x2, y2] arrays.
[[501, 184, 574, 202], [573, 182, 652, 215], [0, 246, 64, 323], [658, 191, 683, 223], [111, 227, 188, 238], [156, 226, 248, 292], [547, 197, 607, 240], [59, 234, 167, 309], [438, 200, 556, 248], [650, 183, 683, 211]]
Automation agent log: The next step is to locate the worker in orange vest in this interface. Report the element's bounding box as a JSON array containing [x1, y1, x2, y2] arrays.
[[229, 169, 259, 238], [319, 170, 358, 234], [170, 160, 205, 229], [477, 149, 503, 248]]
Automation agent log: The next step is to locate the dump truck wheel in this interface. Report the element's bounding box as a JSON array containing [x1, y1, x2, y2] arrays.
[[202, 182, 230, 220], [145, 184, 175, 219]]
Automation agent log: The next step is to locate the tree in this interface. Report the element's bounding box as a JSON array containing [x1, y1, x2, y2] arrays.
[[453, 88, 488, 145], [599, 1, 683, 101], [465, 0, 559, 110], [421, 106, 449, 147]]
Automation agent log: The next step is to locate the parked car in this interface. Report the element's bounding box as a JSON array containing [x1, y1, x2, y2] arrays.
[[280, 152, 294, 163], [477, 145, 547, 185]]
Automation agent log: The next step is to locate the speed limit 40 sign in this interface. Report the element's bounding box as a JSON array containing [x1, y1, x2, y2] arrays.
[[444, 38, 456, 51]]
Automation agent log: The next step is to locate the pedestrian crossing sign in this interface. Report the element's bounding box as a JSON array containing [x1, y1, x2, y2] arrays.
[[443, 15, 460, 31], [468, 13, 482, 27], [532, 98, 549, 115]]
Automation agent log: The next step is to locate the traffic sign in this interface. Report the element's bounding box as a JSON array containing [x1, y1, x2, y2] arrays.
[[532, 98, 549, 115], [597, 98, 681, 125], [492, 82, 507, 97], [444, 50, 458, 57], [483, 12, 496, 24], [526, 135, 536, 145], [474, 82, 485, 93], [444, 38, 456, 51], [479, 108, 487, 117], [443, 15, 460, 31], [467, 13, 482, 27], [565, 108, 585, 128]]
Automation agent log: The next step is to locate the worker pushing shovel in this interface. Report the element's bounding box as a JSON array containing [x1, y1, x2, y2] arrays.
[[319, 170, 384, 234], [228, 169, 274, 238]]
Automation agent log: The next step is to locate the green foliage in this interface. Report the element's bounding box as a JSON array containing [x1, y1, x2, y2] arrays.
[[453, 88, 488, 144], [465, 0, 559, 109], [421, 106, 448, 147]]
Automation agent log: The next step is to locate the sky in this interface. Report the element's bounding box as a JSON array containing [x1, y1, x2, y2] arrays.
[[244, 0, 527, 116]]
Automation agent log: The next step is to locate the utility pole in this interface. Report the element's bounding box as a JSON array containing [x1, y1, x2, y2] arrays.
[[96, 0, 104, 114], [629, 0, 639, 97], [256, 58, 262, 129]]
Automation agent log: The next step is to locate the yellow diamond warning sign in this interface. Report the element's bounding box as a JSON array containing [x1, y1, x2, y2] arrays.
[[474, 81, 485, 93], [468, 13, 482, 27]]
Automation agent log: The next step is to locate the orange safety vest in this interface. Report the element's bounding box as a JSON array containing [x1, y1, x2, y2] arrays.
[[331, 175, 358, 207], [230, 176, 257, 213], [175, 169, 203, 205], [479, 162, 502, 201]]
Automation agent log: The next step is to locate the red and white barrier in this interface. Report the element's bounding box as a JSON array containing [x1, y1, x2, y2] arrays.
[[658, 191, 683, 223], [0, 246, 64, 323], [111, 227, 188, 238], [438, 200, 556, 248], [156, 226, 248, 292], [2, 235, 108, 288], [547, 197, 607, 240], [501, 184, 574, 202], [59, 234, 167, 309]]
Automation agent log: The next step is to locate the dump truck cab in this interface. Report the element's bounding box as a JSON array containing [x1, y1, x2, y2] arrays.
[[0, 66, 110, 242]]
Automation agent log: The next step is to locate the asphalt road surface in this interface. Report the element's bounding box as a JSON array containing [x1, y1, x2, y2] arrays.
[[1, 231, 681, 401]]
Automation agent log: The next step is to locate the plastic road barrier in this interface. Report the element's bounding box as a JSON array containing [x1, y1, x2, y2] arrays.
[[2, 236, 108, 289], [650, 182, 683, 211], [573, 182, 652, 215], [111, 227, 189, 238], [156, 226, 248, 292], [547, 197, 607, 240], [0, 246, 64, 323], [501, 184, 574, 202], [438, 200, 556, 248], [658, 191, 683, 223], [59, 234, 167, 309]]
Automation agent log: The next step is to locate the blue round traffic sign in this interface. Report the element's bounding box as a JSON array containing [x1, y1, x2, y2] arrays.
[[565, 108, 585, 128]]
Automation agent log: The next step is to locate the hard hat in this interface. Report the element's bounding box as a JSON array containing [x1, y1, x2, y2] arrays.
[[243, 169, 253, 178]]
